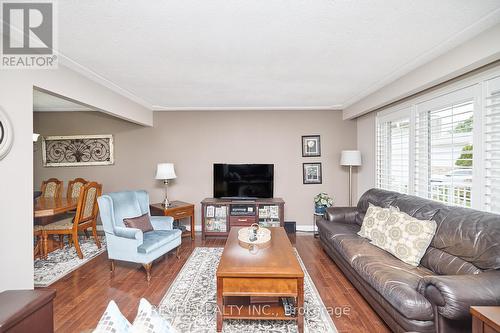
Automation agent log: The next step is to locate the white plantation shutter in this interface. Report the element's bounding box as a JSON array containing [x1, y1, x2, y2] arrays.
[[375, 68, 500, 213], [484, 76, 500, 213], [376, 109, 411, 194], [414, 86, 476, 208]]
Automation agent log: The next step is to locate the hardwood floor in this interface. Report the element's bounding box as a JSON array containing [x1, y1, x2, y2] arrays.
[[41, 233, 390, 333]]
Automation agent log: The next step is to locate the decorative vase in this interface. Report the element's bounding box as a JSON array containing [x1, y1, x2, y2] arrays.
[[315, 205, 327, 214]]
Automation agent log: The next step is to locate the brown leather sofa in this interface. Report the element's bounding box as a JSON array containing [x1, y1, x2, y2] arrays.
[[317, 188, 500, 333]]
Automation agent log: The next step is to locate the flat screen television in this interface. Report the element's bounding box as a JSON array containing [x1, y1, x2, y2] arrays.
[[213, 163, 274, 199]]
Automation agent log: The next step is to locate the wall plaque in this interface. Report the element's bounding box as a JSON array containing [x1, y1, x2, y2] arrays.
[[42, 135, 114, 167]]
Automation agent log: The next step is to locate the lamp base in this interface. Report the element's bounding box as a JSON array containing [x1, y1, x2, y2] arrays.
[[163, 197, 172, 208], [163, 180, 172, 207]]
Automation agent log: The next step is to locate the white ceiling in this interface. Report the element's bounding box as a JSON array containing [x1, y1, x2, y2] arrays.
[[33, 90, 93, 112], [56, 0, 500, 111]]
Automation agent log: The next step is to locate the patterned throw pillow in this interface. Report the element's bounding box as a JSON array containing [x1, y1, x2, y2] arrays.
[[358, 203, 391, 239], [93, 300, 132, 333], [370, 209, 437, 267], [123, 213, 154, 233], [131, 298, 175, 333]]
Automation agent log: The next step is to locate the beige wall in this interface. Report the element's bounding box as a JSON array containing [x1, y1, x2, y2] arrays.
[[34, 110, 357, 229], [356, 112, 376, 200]]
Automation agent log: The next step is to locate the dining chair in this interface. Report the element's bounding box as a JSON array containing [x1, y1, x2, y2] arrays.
[[67, 178, 88, 199], [38, 182, 102, 259], [33, 229, 43, 259], [66, 178, 89, 239], [41, 178, 63, 199]]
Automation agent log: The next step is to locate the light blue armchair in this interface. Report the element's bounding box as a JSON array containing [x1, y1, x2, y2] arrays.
[[97, 190, 182, 281]]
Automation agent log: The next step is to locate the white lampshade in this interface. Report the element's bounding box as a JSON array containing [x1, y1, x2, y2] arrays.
[[33, 133, 40, 142], [340, 150, 362, 166], [155, 163, 177, 180]]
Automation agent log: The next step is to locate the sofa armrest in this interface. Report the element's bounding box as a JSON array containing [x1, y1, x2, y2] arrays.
[[113, 226, 143, 243], [324, 207, 358, 224], [150, 216, 174, 230], [417, 270, 500, 320]]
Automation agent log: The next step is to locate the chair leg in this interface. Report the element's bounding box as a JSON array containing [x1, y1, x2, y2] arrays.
[[83, 229, 90, 239], [42, 232, 48, 259], [110, 259, 115, 272], [92, 225, 101, 249], [143, 263, 152, 282], [59, 235, 64, 249], [34, 235, 41, 259], [73, 232, 83, 259], [68, 235, 73, 247], [176, 246, 181, 259]]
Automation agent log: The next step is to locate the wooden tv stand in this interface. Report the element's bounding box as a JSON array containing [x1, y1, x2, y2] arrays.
[[201, 198, 285, 239]]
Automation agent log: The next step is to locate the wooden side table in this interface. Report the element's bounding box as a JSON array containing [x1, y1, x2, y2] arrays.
[[150, 201, 195, 240], [313, 213, 322, 238], [471, 306, 500, 333]]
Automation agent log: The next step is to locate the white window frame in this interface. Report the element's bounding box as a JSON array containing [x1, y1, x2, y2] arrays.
[[375, 65, 500, 212]]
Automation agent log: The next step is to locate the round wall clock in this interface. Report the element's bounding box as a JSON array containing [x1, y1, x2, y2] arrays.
[[0, 107, 14, 160]]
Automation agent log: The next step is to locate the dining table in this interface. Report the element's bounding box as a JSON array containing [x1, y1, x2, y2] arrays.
[[34, 197, 78, 222]]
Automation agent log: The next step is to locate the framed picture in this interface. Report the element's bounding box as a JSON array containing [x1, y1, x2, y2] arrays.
[[303, 162, 322, 184], [42, 134, 114, 167], [302, 135, 321, 157]]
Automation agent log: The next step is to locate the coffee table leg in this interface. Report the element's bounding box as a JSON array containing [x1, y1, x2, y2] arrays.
[[217, 277, 223, 332], [297, 277, 304, 333]]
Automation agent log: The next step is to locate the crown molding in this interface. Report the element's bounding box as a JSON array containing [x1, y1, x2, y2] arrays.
[[33, 106, 93, 112], [152, 105, 343, 112], [57, 53, 154, 110]]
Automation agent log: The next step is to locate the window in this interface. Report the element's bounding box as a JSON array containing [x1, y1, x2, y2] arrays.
[[375, 68, 500, 213], [377, 110, 411, 194], [484, 76, 500, 213], [415, 88, 475, 207]]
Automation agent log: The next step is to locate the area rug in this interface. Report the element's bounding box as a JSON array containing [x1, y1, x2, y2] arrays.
[[34, 237, 106, 287], [159, 247, 337, 333]]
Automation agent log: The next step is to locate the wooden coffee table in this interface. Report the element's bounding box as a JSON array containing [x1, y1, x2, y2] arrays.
[[216, 227, 304, 332]]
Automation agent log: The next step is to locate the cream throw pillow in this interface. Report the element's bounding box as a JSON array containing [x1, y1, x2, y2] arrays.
[[93, 300, 132, 333], [358, 203, 391, 239], [131, 298, 176, 333], [370, 209, 437, 267]]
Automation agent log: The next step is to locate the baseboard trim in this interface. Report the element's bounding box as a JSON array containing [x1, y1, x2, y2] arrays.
[[97, 224, 315, 232]]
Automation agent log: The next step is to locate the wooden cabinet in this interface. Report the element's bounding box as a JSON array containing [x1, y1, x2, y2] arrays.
[[201, 198, 284, 239]]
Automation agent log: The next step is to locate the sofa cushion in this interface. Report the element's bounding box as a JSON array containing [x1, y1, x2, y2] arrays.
[[357, 188, 400, 214], [138, 230, 181, 254], [351, 253, 435, 321], [427, 206, 500, 270], [420, 246, 481, 275]]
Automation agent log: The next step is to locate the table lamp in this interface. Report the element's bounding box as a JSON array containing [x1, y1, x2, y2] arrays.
[[340, 150, 362, 206], [156, 163, 177, 207]]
